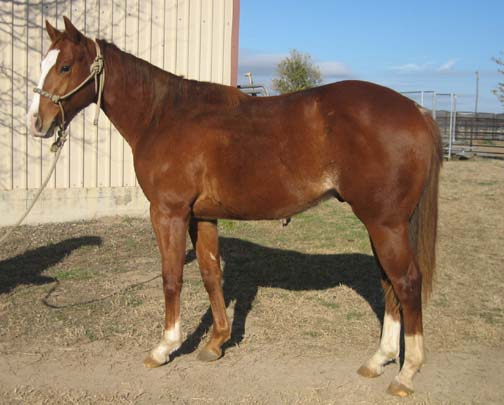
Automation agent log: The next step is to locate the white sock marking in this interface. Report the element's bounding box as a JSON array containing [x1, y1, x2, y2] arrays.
[[150, 320, 182, 364], [27, 49, 60, 129], [363, 313, 401, 374], [379, 313, 401, 359], [395, 334, 424, 388]]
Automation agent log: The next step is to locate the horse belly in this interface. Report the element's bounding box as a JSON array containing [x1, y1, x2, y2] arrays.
[[192, 174, 333, 221]]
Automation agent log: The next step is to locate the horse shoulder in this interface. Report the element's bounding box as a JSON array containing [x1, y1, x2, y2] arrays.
[[132, 128, 202, 205]]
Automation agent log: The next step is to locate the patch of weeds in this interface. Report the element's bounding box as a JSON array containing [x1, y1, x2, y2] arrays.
[[304, 330, 321, 338], [54, 311, 67, 322], [219, 220, 237, 232], [126, 238, 138, 249], [433, 294, 449, 308], [104, 323, 122, 336], [122, 216, 134, 225], [316, 298, 340, 311], [125, 295, 143, 307], [78, 245, 96, 253], [55, 267, 96, 280], [84, 328, 98, 342], [295, 211, 318, 222], [346, 311, 365, 321], [184, 277, 203, 287], [109, 267, 130, 274], [479, 308, 503, 325]]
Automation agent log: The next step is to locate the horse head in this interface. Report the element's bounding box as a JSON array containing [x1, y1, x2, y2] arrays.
[[27, 17, 101, 138]]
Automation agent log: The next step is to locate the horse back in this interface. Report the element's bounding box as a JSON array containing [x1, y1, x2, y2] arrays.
[[136, 80, 435, 221]]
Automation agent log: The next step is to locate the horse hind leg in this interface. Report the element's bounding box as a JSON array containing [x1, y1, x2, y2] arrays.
[[361, 222, 424, 397], [358, 268, 401, 378], [189, 218, 231, 361]]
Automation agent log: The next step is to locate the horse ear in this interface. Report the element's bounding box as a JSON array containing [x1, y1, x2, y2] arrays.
[[63, 16, 83, 43], [45, 20, 61, 42]]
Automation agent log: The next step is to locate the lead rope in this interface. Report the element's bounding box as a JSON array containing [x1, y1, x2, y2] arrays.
[[0, 40, 104, 245], [0, 131, 67, 245]]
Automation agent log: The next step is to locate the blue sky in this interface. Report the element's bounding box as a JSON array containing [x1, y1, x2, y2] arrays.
[[237, 0, 504, 113]]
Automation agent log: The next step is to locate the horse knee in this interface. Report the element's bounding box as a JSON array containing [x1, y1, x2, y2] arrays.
[[162, 273, 182, 295], [391, 262, 422, 304], [390, 263, 424, 335], [200, 269, 222, 292]]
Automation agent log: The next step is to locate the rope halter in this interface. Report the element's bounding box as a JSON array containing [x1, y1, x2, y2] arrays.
[[33, 39, 105, 131]]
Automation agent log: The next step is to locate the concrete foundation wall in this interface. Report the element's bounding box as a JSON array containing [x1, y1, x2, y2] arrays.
[[1, 187, 149, 226]]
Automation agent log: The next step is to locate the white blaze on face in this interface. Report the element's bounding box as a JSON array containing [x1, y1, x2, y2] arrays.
[[27, 49, 60, 130]]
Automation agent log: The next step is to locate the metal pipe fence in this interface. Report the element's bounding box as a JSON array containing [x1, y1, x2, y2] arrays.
[[401, 91, 504, 158]]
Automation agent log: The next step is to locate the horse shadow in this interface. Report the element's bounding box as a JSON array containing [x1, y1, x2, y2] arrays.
[[0, 236, 102, 295], [175, 236, 383, 358]]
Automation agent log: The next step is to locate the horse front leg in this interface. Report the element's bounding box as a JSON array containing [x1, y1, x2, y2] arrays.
[[189, 218, 231, 361], [144, 204, 190, 368]]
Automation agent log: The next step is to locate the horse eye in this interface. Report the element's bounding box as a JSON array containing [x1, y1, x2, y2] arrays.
[[60, 65, 71, 73]]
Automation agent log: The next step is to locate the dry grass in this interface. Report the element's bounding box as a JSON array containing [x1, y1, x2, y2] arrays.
[[0, 158, 503, 403]]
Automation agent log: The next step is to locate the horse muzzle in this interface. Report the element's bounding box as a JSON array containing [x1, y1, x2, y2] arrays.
[[28, 112, 58, 138]]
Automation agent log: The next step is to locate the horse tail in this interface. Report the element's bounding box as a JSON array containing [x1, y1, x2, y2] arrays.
[[409, 111, 443, 304]]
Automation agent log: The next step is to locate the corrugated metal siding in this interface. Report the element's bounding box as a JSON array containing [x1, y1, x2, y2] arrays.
[[0, 0, 237, 192]]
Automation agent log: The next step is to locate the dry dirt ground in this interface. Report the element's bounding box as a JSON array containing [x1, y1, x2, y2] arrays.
[[0, 159, 503, 404]]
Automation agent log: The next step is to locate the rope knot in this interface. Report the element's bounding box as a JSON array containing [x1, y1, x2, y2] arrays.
[[50, 128, 68, 153], [90, 55, 104, 75], [49, 94, 61, 104], [33, 87, 61, 105]]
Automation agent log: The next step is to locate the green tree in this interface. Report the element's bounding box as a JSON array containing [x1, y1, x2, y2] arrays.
[[272, 49, 322, 94], [493, 52, 504, 107]]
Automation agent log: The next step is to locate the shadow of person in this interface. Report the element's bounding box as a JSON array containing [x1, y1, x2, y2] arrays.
[[0, 236, 102, 295], [174, 236, 382, 359]]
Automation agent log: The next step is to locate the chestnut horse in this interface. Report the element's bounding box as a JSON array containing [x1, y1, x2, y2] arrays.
[[27, 17, 442, 397]]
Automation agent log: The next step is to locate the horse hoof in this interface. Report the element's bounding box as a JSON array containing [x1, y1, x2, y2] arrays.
[[197, 348, 221, 362], [357, 365, 382, 378], [143, 354, 165, 368], [387, 381, 414, 397]]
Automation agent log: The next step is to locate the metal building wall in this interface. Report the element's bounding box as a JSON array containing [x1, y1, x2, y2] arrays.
[[0, 0, 239, 225]]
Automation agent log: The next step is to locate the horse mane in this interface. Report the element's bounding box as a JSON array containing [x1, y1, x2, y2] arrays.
[[98, 39, 243, 120]]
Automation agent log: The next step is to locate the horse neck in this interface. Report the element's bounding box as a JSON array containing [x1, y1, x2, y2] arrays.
[[98, 40, 180, 150]]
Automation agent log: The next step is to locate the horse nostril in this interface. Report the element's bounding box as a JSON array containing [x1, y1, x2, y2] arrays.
[[34, 114, 42, 131]]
